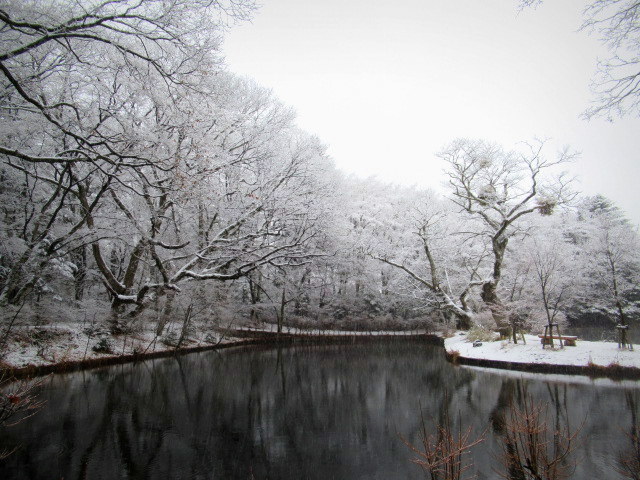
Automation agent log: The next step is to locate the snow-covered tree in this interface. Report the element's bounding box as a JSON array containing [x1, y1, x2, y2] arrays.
[[0, 0, 255, 166], [439, 138, 576, 328], [581, 196, 640, 329], [519, 0, 640, 119]]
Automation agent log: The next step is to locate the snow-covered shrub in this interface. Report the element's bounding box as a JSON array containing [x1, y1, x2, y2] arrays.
[[160, 331, 179, 347], [404, 317, 436, 332], [83, 325, 109, 338], [179, 321, 197, 343], [92, 338, 112, 354], [108, 318, 134, 335], [329, 305, 350, 320]]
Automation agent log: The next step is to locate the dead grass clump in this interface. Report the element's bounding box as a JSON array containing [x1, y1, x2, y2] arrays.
[[442, 328, 457, 339], [585, 361, 630, 378], [0, 372, 46, 458], [467, 326, 498, 343], [448, 350, 461, 365]]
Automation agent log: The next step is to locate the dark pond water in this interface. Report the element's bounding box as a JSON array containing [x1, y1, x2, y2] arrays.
[[566, 325, 640, 344], [1, 339, 639, 479]]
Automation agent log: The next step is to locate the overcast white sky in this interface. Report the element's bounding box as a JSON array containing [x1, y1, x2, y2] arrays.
[[223, 0, 640, 225]]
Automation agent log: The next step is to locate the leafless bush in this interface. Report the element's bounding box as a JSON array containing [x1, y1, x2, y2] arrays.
[[0, 373, 46, 458], [401, 403, 485, 480], [616, 425, 640, 480], [497, 395, 580, 480]]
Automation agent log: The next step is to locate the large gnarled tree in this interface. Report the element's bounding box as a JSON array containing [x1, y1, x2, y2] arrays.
[[439, 138, 576, 327]]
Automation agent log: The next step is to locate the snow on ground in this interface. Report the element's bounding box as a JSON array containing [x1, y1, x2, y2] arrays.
[[239, 325, 432, 336], [9, 321, 637, 376], [0, 322, 433, 370], [445, 332, 640, 369], [0, 321, 240, 370]]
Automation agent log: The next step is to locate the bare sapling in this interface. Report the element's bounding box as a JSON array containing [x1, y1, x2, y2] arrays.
[[177, 304, 193, 349], [401, 402, 485, 480], [616, 426, 640, 479], [0, 373, 46, 458], [497, 395, 580, 480]]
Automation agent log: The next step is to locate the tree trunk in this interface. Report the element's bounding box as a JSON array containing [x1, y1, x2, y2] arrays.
[[481, 236, 509, 328], [278, 286, 286, 334], [0, 247, 36, 305], [611, 262, 627, 326], [156, 291, 176, 337], [248, 275, 260, 321], [177, 304, 193, 348], [451, 307, 473, 330], [72, 244, 87, 301]]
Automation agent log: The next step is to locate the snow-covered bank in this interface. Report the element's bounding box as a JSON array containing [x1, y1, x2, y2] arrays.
[[0, 323, 437, 377], [238, 326, 433, 336], [0, 322, 243, 375], [9, 324, 638, 382], [445, 332, 640, 376]]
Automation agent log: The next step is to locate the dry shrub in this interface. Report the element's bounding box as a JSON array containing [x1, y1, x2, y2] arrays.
[[0, 373, 46, 458], [617, 426, 640, 479], [442, 328, 457, 338], [497, 395, 580, 480], [401, 402, 484, 480], [586, 361, 628, 378], [467, 326, 498, 343]]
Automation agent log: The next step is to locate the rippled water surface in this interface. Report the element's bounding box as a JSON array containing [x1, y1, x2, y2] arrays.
[[1, 339, 639, 479]]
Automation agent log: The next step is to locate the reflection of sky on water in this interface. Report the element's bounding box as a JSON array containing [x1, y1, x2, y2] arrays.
[[0, 341, 638, 479]]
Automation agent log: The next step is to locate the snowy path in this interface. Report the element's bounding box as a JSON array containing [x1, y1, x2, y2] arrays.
[[235, 325, 433, 336]]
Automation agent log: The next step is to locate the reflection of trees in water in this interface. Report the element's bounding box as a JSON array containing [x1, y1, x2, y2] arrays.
[[479, 374, 640, 480], [494, 383, 577, 480], [240, 342, 471, 479], [488, 380, 571, 435], [400, 394, 485, 480], [0, 344, 639, 479], [617, 391, 640, 479], [489, 380, 517, 435], [0, 342, 463, 479]]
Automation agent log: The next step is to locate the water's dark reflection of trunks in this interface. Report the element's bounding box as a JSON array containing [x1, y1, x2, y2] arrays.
[[0, 341, 638, 479]]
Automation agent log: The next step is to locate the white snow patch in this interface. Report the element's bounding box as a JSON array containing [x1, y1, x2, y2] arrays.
[[240, 325, 432, 336], [0, 321, 240, 369], [445, 332, 639, 369]]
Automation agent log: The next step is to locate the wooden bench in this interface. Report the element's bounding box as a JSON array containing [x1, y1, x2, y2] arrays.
[[538, 334, 577, 346]]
